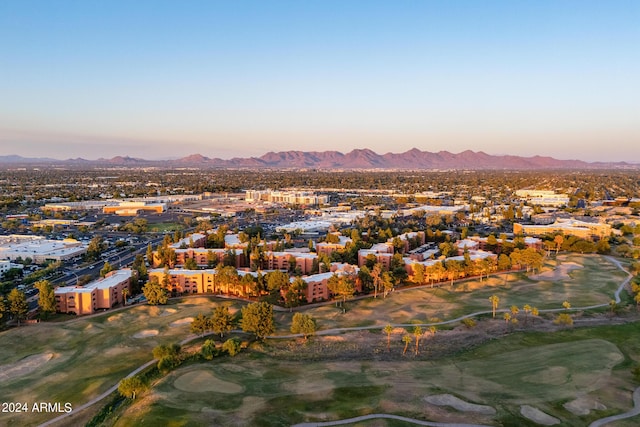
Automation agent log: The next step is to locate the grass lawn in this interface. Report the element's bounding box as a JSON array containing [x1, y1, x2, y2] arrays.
[[0, 254, 632, 426], [0, 298, 242, 427], [274, 254, 628, 332], [148, 222, 184, 233], [112, 322, 640, 427]]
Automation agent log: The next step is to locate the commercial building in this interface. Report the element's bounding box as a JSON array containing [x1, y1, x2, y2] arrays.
[[0, 235, 86, 263], [513, 219, 612, 239], [102, 201, 166, 215], [246, 190, 329, 206]]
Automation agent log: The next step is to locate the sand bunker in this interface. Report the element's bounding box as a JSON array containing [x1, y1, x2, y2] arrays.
[[160, 308, 177, 316], [531, 262, 583, 281], [0, 353, 54, 381], [107, 313, 122, 322], [424, 394, 496, 415], [169, 317, 194, 327], [563, 396, 607, 415], [520, 405, 560, 425], [174, 370, 243, 393], [133, 329, 159, 338]]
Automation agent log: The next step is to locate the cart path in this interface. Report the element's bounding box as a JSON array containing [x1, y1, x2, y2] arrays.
[[588, 386, 640, 427], [38, 256, 636, 426]]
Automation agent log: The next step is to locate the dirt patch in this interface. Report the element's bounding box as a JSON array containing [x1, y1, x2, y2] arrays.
[[0, 353, 54, 381], [520, 405, 560, 425], [174, 370, 243, 393], [424, 394, 496, 415], [169, 317, 194, 327], [133, 329, 159, 338], [563, 396, 607, 415]]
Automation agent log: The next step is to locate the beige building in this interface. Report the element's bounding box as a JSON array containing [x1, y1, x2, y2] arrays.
[[514, 219, 611, 239], [55, 269, 131, 315]]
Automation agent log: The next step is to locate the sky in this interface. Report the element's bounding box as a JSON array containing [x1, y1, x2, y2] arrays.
[[0, 0, 638, 162]]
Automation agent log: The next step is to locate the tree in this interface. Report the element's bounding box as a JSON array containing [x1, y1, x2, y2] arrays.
[[122, 287, 129, 306], [402, 334, 412, 355], [371, 263, 383, 298], [498, 254, 512, 283], [240, 301, 274, 340], [118, 376, 147, 400], [142, 277, 169, 305], [510, 305, 519, 319], [522, 304, 532, 325], [35, 280, 56, 319], [414, 326, 423, 355], [554, 313, 573, 327], [383, 324, 394, 351], [412, 263, 425, 285], [86, 236, 106, 261], [211, 306, 234, 337], [8, 288, 28, 326], [531, 307, 539, 324], [146, 243, 154, 266], [100, 261, 114, 278], [554, 235, 564, 255], [0, 298, 5, 324], [153, 343, 181, 360], [489, 295, 500, 318], [503, 312, 511, 324], [290, 312, 316, 341], [184, 257, 198, 270], [222, 337, 242, 356], [201, 339, 218, 360], [562, 300, 571, 310], [327, 274, 356, 308], [191, 313, 211, 337]]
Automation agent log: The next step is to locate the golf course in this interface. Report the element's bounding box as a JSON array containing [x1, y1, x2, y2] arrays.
[[1, 254, 639, 426]]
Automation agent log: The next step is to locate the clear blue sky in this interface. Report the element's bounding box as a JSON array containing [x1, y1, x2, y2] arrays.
[[1, 0, 638, 161]]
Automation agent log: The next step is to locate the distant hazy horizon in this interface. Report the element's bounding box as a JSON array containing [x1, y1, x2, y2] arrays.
[[1, 1, 638, 162]]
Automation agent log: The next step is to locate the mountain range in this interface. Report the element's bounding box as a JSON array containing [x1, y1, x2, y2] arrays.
[[0, 149, 635, 170]]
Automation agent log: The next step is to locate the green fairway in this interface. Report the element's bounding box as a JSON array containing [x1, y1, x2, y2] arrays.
[[113, 323, 640, 427], [275, 254, 627, 332], [0, 254, 634, 426], [0, 298, 242, 427]]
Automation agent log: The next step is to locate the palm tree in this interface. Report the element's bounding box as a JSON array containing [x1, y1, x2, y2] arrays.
[[371, 263, 383, 299], [531, 307, 539, 324], [510, 305, 519, 321], [413, 326, 423, 355], [503, 312, 511, 324], [522, 304, 531, 325], [489, 295, 499, 318], [383, 324, 394, 351], [402, 334, 412, 355]]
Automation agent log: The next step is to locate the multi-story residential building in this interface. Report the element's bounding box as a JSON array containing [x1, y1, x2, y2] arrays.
[[54, 269, 131, 315], [358, 242, 394, 269]]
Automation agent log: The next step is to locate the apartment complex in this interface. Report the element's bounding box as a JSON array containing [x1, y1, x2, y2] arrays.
[[54, 269, 132, 315]]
